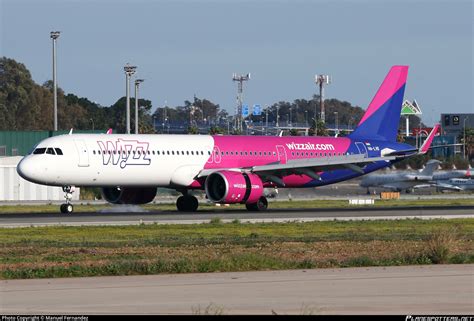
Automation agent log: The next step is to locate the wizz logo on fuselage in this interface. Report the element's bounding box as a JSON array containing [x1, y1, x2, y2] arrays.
[[97, 139, 151, 169]]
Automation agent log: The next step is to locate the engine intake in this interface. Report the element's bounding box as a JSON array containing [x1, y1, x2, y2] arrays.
[[205, 171, 263, 204], [101, 187, 157, 204]]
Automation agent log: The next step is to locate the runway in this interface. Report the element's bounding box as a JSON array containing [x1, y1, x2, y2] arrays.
[[1, 264, 472, 314], [0, 206, 473, 227]]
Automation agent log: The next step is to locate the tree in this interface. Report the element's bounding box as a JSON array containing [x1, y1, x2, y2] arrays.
[[309, 119, 329, 136], [459, 127, 474, 161]]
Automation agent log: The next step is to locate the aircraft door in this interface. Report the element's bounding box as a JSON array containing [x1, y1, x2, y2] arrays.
[[355, 142, 368, 158], [276, 145, 287, 164], [74, 139, 90, 167]]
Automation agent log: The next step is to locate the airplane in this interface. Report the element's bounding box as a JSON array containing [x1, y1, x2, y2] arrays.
[[17, 65, 439, 214], [359, 159, 442, 193], [434, 178, 474, 192], [360, 160, 472, 193]]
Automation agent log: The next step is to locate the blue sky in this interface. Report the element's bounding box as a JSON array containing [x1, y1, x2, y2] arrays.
[[1, 0, 472, 126]]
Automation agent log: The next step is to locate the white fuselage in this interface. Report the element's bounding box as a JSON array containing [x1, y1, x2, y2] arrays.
[[18, 134, 214, 187]]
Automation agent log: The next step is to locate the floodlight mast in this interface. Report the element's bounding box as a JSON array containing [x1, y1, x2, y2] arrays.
[[50, 31, 60, 131], [134, 79, 144, 134], [315, 74, 331, 124], [232, 73, 250, 133], [124, 64, 137, 134]]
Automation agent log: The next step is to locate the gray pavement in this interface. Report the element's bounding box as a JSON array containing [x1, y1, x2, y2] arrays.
[[1, 265, 473, 315], [0, 206, 473, 228]]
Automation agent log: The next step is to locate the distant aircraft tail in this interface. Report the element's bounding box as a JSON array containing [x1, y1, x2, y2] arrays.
[[420, 159, 441, 176], [349, 66, 408, 142]]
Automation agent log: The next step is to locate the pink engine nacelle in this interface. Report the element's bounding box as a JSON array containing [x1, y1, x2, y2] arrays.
[[204, 170, 263, 204]]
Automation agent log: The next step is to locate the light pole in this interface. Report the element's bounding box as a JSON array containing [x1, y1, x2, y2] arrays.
[[265, 105, 269, 135], [90, 118, 94, 131], [315, 74, 331, 124], [50, 31, 60, 131], [289, 105, 292, 127], [232, 73, 250, 133], [124, 63, 137, 134], [305, 110, 308, 127], [334, 112, 339, 136], [464, 117, 469, 159], [276, 104, 279, 128], [134, 79, 144, 134]]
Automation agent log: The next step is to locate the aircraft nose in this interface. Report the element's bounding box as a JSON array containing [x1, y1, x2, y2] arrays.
[[17, 157, 40, 183]]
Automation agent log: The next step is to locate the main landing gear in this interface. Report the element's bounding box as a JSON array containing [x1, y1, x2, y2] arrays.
[[60, 186, 75, 214], [245, 196, 268, 212], [176, 191, 199, 212]]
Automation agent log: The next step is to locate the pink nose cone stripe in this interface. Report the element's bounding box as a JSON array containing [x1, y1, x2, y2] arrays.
[[358, 66, 408, 126]]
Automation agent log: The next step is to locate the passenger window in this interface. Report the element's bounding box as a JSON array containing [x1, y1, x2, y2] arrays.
[[201, 151, 204, 155], [55, 148, 63, 155], [167, 151, 170, 155], [46, 148, 56, 155]]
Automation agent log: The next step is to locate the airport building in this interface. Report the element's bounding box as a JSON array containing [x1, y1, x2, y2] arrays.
[[440, 113, 473, 158], [0, 130, 104, 157], [441, 113, 474, 136]]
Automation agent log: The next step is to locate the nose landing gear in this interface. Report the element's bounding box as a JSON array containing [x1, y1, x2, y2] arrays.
[[60, 186, 75, 214]]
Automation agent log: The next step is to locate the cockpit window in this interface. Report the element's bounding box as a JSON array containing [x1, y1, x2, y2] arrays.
[[33, 148, 46, 154], [55, 148, 63, 155], [46, 148, 56, 155]]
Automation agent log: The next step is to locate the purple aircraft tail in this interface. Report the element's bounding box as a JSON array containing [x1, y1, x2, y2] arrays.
[[349, 66, 408, 142]]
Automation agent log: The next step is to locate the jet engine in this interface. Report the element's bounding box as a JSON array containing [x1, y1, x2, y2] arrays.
[[204, 171, 263, 204], [101, 187, 157, 204]]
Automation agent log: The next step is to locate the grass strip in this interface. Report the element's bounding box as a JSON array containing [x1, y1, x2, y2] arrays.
[[1, 219, 473, 279]]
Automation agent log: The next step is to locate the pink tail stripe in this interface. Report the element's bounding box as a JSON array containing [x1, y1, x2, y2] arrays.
[[358, 66, 408, 125]]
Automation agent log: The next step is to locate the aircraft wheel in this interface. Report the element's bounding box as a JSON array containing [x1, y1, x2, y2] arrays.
[[176, 195, 199, 212], [245, 196, 268, 212], [60, 203, 73, 214]]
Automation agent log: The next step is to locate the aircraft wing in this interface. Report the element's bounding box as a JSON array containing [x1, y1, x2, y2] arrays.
[[382, 124, 440, 159], [197, 154, 397, 186], [432, 182, 463, 191], [249, 154, 397, 186]]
